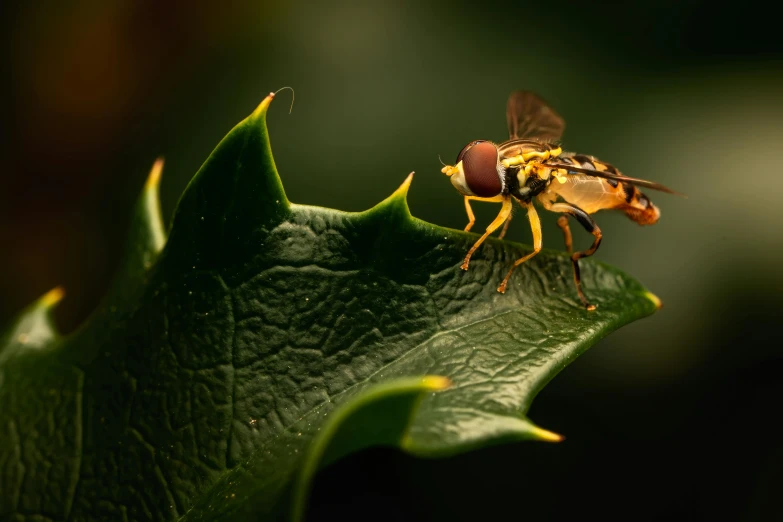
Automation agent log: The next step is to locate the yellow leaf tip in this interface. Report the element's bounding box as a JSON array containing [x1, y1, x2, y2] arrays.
[[421, 375, 451, 391], [644, 291, 662, 310], [145, 157, 164, 191], [530, 425, 564, 443], [253, 93, 275, 118], [41, 286, 65, 308], [370, 172, 414, 215], [393, 171, 414, 198]]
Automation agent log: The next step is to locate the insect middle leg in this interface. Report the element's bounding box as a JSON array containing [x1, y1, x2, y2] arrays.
[[549, 202, 603, 311], [497, 202, 542, 294], [461, 196, 513, 270]]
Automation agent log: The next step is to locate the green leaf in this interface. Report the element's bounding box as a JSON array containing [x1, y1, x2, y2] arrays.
[[0, 92, 659, 522]]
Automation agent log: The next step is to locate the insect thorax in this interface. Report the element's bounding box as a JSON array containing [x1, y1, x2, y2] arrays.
[[498, 139, 561, 202], [505, 164, 551, 202]]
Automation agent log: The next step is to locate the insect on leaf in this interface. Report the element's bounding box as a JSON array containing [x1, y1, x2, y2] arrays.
[[0, 92, 660, 522]]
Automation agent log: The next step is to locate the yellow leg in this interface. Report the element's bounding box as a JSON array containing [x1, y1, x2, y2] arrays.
[[463, 196, 476, 232], [498, 211, 513, 239], [461, 196, 513, 271], [463, 195, 507, 233], [497, 203, 542, 293]]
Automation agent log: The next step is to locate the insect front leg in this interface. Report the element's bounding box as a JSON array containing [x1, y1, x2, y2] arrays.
[[497, 202, 542, 294], [463, 195, 510, 233], [548, 202, 603, 311], [463, 196, 476, 232], [461, 196, 513, 271]]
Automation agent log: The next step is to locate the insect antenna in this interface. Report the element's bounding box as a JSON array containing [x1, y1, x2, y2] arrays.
[[437, 154, 448, 167]]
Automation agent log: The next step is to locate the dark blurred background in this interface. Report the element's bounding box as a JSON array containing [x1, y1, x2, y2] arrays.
[[2, 0, 782, 520]]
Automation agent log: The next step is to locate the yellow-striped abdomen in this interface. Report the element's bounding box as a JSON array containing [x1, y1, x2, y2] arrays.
[[540, 154, 660, 225]]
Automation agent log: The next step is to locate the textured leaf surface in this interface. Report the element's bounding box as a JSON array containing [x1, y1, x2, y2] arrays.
[[0, 93, 659, 522]]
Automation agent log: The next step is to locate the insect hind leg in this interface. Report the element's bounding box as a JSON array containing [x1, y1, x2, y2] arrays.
[[556, 215, 573, 254], [548, 202, 602, 311]]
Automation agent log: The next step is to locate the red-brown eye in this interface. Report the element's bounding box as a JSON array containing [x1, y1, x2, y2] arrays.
[[462, 141, 502, 197], [456, 140, 485, 163]]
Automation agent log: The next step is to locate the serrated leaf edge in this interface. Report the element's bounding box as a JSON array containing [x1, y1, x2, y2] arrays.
[[1, 156, 167, 330]]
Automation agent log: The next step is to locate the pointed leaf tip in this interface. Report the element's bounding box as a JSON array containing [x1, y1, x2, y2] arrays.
[[382, 172, 414, 205], [145, 157, 164, 192], [530, 425, 565, 443], [391, 171, 414, 200], [40, 286, 65, 308], [389, 172, 414, 208], [142, 158, 166, 253], [1, 286, 65, 351], [252, 91, 277, 119], [644, 291, 663, 309], [398, 171, 414, 195], [421, 375, 451, 391]]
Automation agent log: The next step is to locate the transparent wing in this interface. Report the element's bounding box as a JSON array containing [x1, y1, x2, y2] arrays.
[[506, 90, 566, 141], [546, 162, 685, 196]]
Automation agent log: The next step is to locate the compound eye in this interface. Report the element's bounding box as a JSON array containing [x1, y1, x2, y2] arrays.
[[456, 140, 485, 163], [462, 141, 502, 197]]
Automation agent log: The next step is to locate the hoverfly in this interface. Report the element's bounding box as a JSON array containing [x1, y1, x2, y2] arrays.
[[441, 90, 680, 310]]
